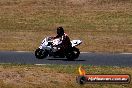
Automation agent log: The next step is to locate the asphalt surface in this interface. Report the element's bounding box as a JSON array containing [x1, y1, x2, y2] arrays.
[[0, 51, 132, 66]]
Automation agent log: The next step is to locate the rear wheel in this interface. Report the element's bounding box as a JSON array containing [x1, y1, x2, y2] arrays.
[[72, 47, 80, 58], [35, 48, 48, 59], [66, 47, 80, 61]]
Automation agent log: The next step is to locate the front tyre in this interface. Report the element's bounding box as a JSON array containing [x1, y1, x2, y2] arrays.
[[35, 48, 48, 59]]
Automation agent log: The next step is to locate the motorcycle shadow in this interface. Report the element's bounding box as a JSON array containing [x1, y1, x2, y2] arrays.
[[47, 58, 86, 61]]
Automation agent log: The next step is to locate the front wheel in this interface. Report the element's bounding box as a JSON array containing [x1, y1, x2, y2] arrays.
[[66, 47, 80, 61], [35, 48, 48, 59]]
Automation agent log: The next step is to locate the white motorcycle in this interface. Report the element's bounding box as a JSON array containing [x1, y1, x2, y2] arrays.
[[35, 36, 82, 60]]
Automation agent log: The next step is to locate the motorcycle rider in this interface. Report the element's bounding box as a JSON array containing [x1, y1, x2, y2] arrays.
[[53, 27, 71, 53]]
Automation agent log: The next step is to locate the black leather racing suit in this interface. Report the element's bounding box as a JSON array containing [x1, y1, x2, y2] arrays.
[[54, 33, 71, 52]]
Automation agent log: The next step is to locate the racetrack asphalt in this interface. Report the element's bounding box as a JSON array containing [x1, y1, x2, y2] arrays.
[[0, 51, 132, 66]]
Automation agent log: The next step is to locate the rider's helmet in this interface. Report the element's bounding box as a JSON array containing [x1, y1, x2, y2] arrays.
[[57, 27, 64, 36]]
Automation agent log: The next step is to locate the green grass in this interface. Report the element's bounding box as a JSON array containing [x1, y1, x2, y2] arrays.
[[0, 64, 132, 88]]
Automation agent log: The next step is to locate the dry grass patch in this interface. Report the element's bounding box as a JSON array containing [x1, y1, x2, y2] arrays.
[[0, 0, 132, 52], [0, 65, 75, 88], [0, 64, 132, 88], [0, 30, 131, 52]]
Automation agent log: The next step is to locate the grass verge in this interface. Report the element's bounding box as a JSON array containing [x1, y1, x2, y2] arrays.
[[0, 1, 132, 87], [0, 64, 131, 88], [0, 0, 132, 52]]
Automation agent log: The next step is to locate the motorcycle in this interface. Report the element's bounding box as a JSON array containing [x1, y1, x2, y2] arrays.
[[35, 36, 82, 60]]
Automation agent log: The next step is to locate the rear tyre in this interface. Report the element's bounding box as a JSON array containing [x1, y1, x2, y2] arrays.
[[72, 47, 80, 58], [35, 48, 48, 59], [66, 47, 80, 61]]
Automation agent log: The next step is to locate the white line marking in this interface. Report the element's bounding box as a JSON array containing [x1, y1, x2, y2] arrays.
[[15, 51, 30, 52], [120, 53, 132, 55], [35, 64, 50, 66], [12, 51, 132, 55], [81, 52, 91, 53], [15, 51, 91, 53]]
